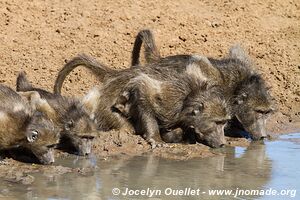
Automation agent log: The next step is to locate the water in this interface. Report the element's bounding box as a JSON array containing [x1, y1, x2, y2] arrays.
[[1, 133, 300, 200]]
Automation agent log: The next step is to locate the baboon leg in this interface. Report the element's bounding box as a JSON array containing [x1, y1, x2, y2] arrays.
[[137, 112, 164, 149]]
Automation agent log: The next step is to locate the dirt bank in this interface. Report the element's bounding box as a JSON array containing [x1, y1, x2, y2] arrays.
[[0, 0, 299, 123], [0, 0, 299, 181]]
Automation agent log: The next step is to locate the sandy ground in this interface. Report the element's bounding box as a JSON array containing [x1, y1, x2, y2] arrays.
[[0, 0, 299, 180]]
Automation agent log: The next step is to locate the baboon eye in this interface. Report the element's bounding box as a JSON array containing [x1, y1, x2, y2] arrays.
[[47, 143, 58, 148], [65, 120, 74, 130], [215, 120, 228, 125], [27, 130, 39, 143], [255, 109, 272, 115], [80, 135, 95, 140]]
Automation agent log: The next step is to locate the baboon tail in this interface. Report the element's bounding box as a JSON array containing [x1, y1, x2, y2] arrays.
[[131, 29, 161, 66], [53, 54, 116, 94], [16, 71, 33, 92]]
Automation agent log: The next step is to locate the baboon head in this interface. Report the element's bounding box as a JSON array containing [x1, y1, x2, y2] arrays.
[[17, 91, 60, 164], [24, 111, 60, 164], [228, 45, 275, 140], [232, 75, 274, 140], [180, 87, 231, 148], [61, 104, 97, 156]]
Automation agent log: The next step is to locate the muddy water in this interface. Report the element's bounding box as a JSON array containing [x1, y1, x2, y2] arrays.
[[1, 134, 300, 200]]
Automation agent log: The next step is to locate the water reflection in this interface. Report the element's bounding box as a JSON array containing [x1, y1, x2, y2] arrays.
[[0, 139, 279, 200]]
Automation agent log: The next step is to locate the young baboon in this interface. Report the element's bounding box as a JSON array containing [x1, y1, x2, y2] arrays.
[[54, 56, 230, 148], [113, 73, 231, 148], [17, 72, 97, 156], [0, 85, 60, 164], [53, 29, 274, 141], [79, 70, 137, 132], [130, 30, 275, 140], [53, 50, 274, 141]]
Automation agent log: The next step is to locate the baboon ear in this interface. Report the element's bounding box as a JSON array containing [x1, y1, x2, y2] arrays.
[[27, 130, 39, 143], [193, 103, 204, 115], [18, 91, 56, 119], [235, 93, 248, 105], [186, 103, 204, 116], [113, 91, 130, 114], [229, 45, 251, 65], [65, 119, 74, 131]]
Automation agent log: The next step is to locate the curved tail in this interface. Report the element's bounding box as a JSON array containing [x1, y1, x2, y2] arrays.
[[53, 54, 116, 94], [131, 29, 161, 66], [16, 71, 33, 92]]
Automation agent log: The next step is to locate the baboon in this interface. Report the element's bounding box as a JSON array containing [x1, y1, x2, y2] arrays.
[[53, 47, 274, 141], [54, 56, 230, 148], [113, 73, 230, 148], [0, 85, 60, 164], [130, 29, 275, 140], [53, 29, 274, 141], [16, 72, 97, 156]]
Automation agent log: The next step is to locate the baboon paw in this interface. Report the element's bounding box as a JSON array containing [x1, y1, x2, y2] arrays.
[[147, 139, 157, 149], [163, 143, 169, 148], [147, 139, 167, 149], [157, 143, 169, 148]]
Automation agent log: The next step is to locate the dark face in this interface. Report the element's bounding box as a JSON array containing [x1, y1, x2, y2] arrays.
[[181, 90, 230, 148], [233, 75, 274, 140], [25, 112, 60, 164], [63, 114, 97, 156]]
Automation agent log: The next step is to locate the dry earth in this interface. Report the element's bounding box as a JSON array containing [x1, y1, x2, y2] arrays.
[[0, 0, 299, 178]]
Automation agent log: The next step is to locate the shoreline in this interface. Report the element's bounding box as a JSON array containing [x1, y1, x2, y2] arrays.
[[0, 120, 299, 185]]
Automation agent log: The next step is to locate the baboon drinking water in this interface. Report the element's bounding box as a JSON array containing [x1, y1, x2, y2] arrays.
[[16, 72, 97, 156], [129, 29, 275, 140], [53, 55, 230, 148], [113, 73, 230, 148], [0, 85, 60, 164], [53, 39, 274, 141]]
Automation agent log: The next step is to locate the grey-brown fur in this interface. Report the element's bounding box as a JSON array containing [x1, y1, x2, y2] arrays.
[[0, 84, 60, 164], [113, 73, 230, 148], [56, 60, 230, 148], [53, 55, 115, 95], [53, 51, 273, 141], [131, 29, 161, 66], [17, 72, 97, 156], [53, 30, 274, 141], [130, 30, 275, 140]]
